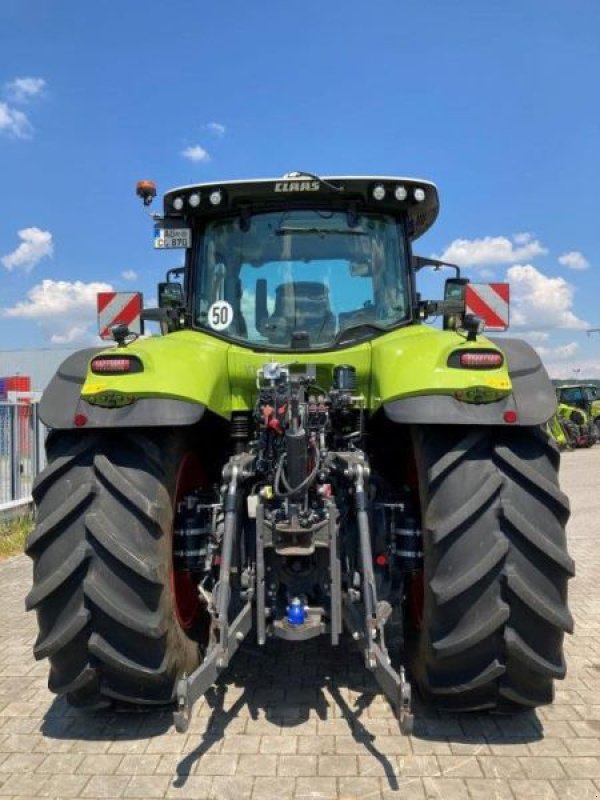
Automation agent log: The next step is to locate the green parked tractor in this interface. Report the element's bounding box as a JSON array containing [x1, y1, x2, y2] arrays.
[[556, 384, 600, 444], [26, 174, 574, 732]]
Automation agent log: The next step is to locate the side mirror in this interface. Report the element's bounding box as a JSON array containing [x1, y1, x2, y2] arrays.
[[443, 278, 469, 330], [444, 277, 469, 301], [158, 281, 184, 309]]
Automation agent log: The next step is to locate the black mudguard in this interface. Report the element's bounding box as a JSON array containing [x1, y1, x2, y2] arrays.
[[39, 348, 205, 430], [384, 337, 556, 427]]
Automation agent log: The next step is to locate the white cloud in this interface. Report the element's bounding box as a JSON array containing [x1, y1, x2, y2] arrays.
[[438, 232, 547, 267], [2, 279, 113, 345], [5, 77, 46, 103], [3, 279, 112, 319], [558, 250, 589, 271], [1, 227, 53, 271], [512, 232, 533, 246], [520, 330, 550, 343], [49, 325, 96, 345], [507, 264, 588, 330], [0, 102, 33, 138], [536, 342, 579, 360], [121, 269, 138, 281], [206, 122, 226, 137], [181, 144, 210, 163]]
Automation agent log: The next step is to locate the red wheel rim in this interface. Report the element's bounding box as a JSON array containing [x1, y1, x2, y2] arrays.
[[171, 452, 205, 631]]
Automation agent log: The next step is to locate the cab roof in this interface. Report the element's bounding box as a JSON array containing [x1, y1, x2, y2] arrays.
[[163, 174, 439, 240]]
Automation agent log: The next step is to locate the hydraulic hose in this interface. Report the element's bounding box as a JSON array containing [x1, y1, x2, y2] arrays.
[[274, 447, 320, 498]]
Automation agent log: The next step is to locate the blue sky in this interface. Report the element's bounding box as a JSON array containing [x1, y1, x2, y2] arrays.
[[0, 0, 599, 376]]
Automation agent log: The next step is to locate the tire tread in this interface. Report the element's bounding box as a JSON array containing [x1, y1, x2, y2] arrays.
[[412, 425, 573, 711], [26, 430, 201, 708]]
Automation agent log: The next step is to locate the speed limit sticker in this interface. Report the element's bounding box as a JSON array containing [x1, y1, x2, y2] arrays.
[[208, 301, 234, 331]]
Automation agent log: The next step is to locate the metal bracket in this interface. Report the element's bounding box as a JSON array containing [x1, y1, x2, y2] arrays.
[[256, 499, 266, 646], [174, 452, 256, 734], [328, 501, 342, 646], [342, 599, 413, 734], [272, 608, 325, 641], [335, 452, 414, 735], [173, 600, 253, 733], [369, 644, 414, 735]]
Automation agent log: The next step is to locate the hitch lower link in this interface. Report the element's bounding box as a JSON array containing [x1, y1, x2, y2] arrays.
[[173, 455, 254, 734], [340, 457, 414, 734]]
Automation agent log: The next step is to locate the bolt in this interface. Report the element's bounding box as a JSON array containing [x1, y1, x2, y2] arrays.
[[216, 657, 225, 669], [368, 656, 376, 669], [235, 631, 244, 642], [352, 631, 360, 641]]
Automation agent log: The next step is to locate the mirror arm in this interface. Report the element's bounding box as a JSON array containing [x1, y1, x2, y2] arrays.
[[141, 307, 183, 334], [419, 299, 465, 320], [166, 267, 185, 282], [413, 256, 461, 277]]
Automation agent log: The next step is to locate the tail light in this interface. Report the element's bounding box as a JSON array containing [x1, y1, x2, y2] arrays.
[[448, 350, 504, 369], [90, 356, 143, 375]]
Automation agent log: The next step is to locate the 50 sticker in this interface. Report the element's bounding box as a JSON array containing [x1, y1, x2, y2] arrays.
[[208, 301, 233, 331]]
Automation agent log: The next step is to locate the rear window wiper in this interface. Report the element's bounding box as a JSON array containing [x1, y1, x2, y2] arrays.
[[275, 227, 368, 236]]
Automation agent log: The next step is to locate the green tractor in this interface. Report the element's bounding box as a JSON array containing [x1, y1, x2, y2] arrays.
[[556, 384, 600, 445], [26, 174, 574, 732]]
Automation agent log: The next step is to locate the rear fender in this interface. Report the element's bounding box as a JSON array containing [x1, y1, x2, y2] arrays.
[[384, 338, 556, 426], [39, 347, 206, 430]]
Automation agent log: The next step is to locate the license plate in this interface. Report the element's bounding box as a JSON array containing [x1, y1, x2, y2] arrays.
[[154, 227, 192, 249]]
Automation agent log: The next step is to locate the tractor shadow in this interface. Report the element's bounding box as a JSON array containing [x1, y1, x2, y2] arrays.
[[40, 697, 172, 741], [39, 636, 544, 793], [174, 635, 404, 790], [173, 636, 544, 791]]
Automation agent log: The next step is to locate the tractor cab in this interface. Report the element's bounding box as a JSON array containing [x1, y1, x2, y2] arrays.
[[151, 174, 440, 350], [556, 383, 598, 413]]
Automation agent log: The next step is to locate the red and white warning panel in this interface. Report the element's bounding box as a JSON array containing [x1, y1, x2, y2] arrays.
[[97, 292, 143, 340], [465, 283, 510, 332]]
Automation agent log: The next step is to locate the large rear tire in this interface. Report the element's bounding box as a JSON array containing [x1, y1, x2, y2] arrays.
[[26, 429, 205, 709], [410, 425, 574, 711]]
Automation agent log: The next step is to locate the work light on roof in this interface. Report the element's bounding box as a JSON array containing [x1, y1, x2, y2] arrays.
[[414, 188, 426, 203], [394, 185, 407, 201], [209, 189, 223, 206], [188, 192, 201, 208], [172, 196, 184, 211], [372, 185, 386, 201], [135, 179, 157, 206]]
